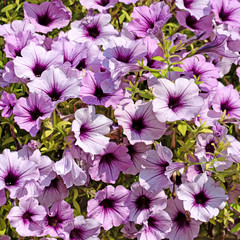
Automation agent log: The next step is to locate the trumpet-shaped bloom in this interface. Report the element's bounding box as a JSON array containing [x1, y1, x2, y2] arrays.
[[177, 173, 228, 222], [79, 0, 117, 12], [27, 66, 81, 104], [129, 181, 167, 224], [0, 149, 39, 199], [23, 0, 71, 34], [87, 185, 130, 230], [165, 197, 202, 240], [127, 2, 172, 38], [72, 106, 113, 155], [0, 91, 17, 118], [152, 78, 203, 122], [13, 42, 63, 80], [69, 216, 101, 240], [42, 200, 74, 238], [13, 92, 55, 137], [89, 142, 132, 183], [139, 143, 173, 192], [68, 13, 118, 45], [115, 100, 166, 145], [7, 197, 46, 237]]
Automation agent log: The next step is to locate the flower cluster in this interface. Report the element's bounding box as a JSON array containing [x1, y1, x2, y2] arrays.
[[0, 0, 240, 239]]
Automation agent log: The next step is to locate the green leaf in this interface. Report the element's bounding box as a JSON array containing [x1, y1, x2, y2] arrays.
[[151, 56, 166, 62], [56, 121, 71, 128], [41, 129, 54, 139], [230, 221, 240, 233], [230, 203, 240, 213], [73, 188, 81, 215], [1, 4, 16, 12], [2, 137, 14, 146], [178, 123, 187, 136], [151, 71, 162, 78], [216, 173, 225, 182], [119, 13, 125, 24], [170, 67, 184, 72], [0, 218, 6, 235]]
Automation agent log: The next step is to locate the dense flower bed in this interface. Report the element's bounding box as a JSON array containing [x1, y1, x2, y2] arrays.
[[0, 0, 240, 239]]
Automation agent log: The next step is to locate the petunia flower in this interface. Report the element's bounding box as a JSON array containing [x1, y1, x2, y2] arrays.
[[72, 106, 113, 155], [79, 0, 118, 12], [27, 66, 81, 104], [165, 197, 202, 240], [13, 92, 55, 137], [137, 209, 172, 240], [13, 42, 63, 81], [42, 200, 74, 238], [68, 13, 118, 45], [152, 78, 203, 122], [7, 197, 46, 237], [87, 185, 130, 230], [177, 173, 228, 222], [69, 216, 101, 240], [129, 181, 167, 224], [0, 149, 40, 199], [175, 0, 211, 20], [127, 2, 172, 38], [139, 143, 173, 192], [0, 91, 17, 118], [23, 0, 71, 34], [115, 100, 166, 145], [89, 142, 132, 183]]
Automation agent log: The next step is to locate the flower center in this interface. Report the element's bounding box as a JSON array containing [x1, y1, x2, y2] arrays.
[[100, 153, 115, 164], [99, 198, 115, 209], [96, 0, 110, 6], [37, 13, 52, 26], [131, 117, 145, 133], [183, 0, 192, 8], [94, 86, 108, 100], [22, 211, 34, 223], [135, 195, 151, 210], [205, 140, 216, 155], [70, 228, 83, 239], [48, 87, 62, 101], [32, 63, 47, 77], [4, 171, 19, 186], [194, 190, 209, 206], [48, 214, 62, 227], [168, 95, 182, 111], [29, 107, 44, 121], [218, 7, 230, 22], [220, 101, 232, 114], [174, 210, 191, 228], [148, 217, 157, 228], [87, 26, 100, 38], [76, 59, 86, 71]]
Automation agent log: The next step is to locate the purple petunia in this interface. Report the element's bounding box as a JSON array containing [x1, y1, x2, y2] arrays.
[[0, 91, 17, 118], [89, 142, 132, 183], [23, 0, 71, 34], [72, 106, 113, 155], [7, 197, 46, 237], [152, 78, 203, 122], [87, 185, 130, 230], [13, 92, 55, 137], [177, 173, 228, 222], [115, 100, 166, 145]]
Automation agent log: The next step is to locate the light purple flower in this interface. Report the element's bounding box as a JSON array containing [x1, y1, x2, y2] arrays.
[[72, 106, 112, 155], [53, 149, 87, 188], [27, 66, 81, 104], [79, 0, 118, 12], [87, 185, 130, 230], [13, 93, 55, 137], [211, 84, 240, 119], [127, 2, 172, 38], [152, 78, 203, 122], [69, 216, 101, 240], [7, 197, 46, 237], [177, 173, 228, 222], [211, 0, 240, 28], [37, 176, 69, 207], [165, 197, 202, 240], [129, 181, 167, 224], [0, 91, 17, 118], [176, 11, 213, 40], [68, 13, 118, 45], [89, 142, 132, 183], [115, 100, 167, 145], [181, 54, 219, 93], [24, 0, 71, 34], [42, 200, 74, 238], [80, 71, 123, 108], [13, 42, 63, 80], [0, 149, 39, 199], [139, 143, 173, 192], [137, 210, 172, 240], [175, 0, 211, 20]]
